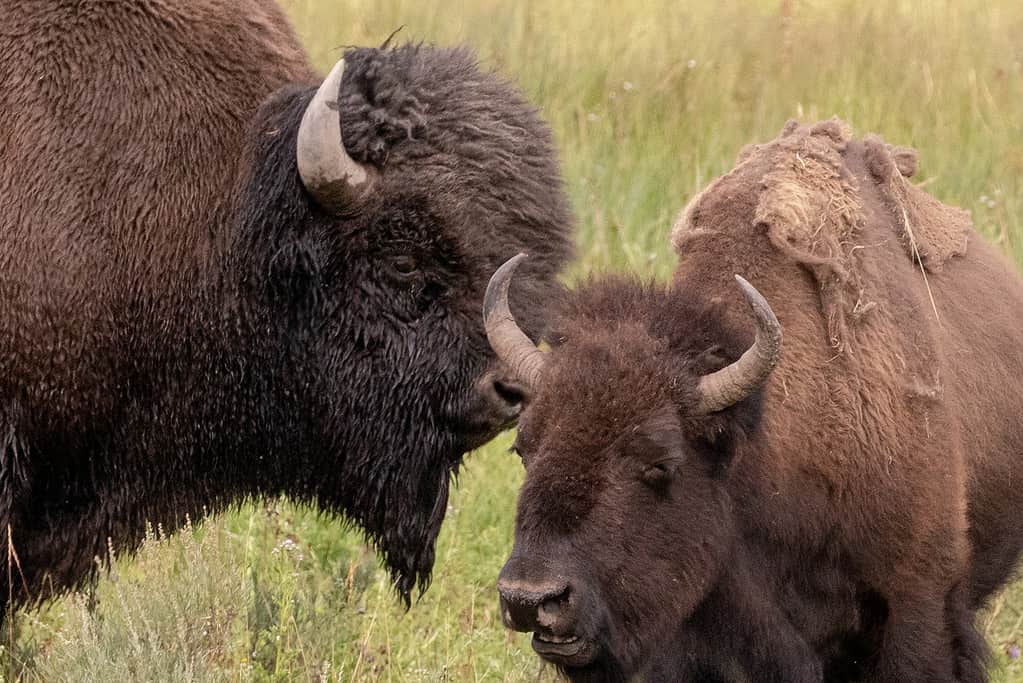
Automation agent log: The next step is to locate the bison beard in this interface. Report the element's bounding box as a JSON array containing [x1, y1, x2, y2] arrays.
[[0, 4, 573, 611]]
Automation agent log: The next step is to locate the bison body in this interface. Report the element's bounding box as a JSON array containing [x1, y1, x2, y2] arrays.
[[490, 120, 1022, 681], [0, 0, 572, 607]]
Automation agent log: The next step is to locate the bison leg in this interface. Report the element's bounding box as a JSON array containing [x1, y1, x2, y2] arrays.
[[673, 562, 825, 683], [870, 590, 960, 683], [944, 581, 988, 683]]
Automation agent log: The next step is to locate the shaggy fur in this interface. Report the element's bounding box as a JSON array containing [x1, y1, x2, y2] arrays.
[[0, 1, 573, 608], [502, 120, 1023, 682]]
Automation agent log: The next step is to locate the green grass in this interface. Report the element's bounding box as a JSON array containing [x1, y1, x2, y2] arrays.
[[6, 0, 1023, 680]]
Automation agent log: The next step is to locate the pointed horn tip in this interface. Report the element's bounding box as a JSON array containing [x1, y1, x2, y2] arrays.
[[733, 274, 781, 338], [326, 57, 346, 83], [483, 253, 529, 323]]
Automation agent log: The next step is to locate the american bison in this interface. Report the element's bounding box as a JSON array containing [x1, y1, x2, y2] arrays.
[[0, 1, 572, 608], [488, 119, 1023, 681]]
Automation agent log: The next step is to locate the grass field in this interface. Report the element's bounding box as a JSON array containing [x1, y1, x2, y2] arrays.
[[5, 0, 1023, 680]]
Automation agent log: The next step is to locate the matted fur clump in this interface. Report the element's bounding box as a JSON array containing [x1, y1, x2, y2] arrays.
[[860, 133, 970, 269], [672, 118, 970, 351]]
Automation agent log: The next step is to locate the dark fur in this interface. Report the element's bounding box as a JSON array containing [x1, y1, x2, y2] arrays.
[[0, 1, 572, 608], [504, 121, 1022, 681]]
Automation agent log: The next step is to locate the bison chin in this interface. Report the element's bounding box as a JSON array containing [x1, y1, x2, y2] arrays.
[[380, 463, 451, 603], [316, 436, 456, 605]]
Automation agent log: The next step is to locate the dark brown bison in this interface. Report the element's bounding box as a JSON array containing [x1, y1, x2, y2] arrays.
[[487, 119, 1023, 681], [0, 1, 572, 609]]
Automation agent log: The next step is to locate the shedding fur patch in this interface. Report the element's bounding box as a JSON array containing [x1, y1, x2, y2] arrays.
[[672, 118, 971, 352], [862, 134, 970, 271], [752, 118, 866, 352]]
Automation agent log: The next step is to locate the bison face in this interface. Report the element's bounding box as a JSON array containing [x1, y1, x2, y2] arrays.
[[305, 198, 545, 601], [499, 401, 739, 680], [229, 47, 573, 602], [484, 259, 780, 678]]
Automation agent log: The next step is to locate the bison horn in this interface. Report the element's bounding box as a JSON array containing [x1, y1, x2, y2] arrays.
[[695, 276, 782, 414], [483, 254, 546, 391], [296, 59, 377, 213]]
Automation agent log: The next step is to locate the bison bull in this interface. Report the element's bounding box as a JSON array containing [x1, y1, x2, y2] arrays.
[[0, 1, 572, 608], [488, 120, 1023, 681]]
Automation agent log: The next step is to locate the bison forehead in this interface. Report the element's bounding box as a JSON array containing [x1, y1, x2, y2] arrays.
[[335, 44, 574, 328], [518, 451, 610, 532], [526, 325, 678, 453], [338, 44, 572, 238]]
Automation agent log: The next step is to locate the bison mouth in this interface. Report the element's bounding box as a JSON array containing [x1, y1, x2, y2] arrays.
[[457, 406, 521, 453], [531, 632, 598, 668], [445, 370, 526, 453]]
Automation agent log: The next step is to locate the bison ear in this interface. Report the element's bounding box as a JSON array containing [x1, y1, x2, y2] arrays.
[[688, 406, 761, 478], [692, 344, 731, 375], [678, 345, 764, 474]]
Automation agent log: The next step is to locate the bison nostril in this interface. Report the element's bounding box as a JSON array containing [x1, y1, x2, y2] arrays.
[[497, 578, 572, 631], [537, 589, 568, 627]]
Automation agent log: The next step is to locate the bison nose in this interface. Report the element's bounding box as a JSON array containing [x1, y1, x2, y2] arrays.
[[497, 575, 572, 633], [478, 371, 527, 424]]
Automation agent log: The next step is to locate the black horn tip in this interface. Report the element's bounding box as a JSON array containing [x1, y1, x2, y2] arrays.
[[733, 274, 780, 331], [733, 274, 763, 307], [483, 253, 529, 322]]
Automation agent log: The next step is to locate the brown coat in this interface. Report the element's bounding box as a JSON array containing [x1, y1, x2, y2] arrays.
[[0, 1, 574, 607], [671, 119, 1023, 610], [497, 120, 1017, 681]]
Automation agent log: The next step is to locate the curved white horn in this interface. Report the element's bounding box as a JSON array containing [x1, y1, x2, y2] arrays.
[[296, 59, 377, 213], [483, 254, 546, 391]]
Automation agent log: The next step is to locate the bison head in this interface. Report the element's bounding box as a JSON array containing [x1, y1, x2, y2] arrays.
[[484, 257, 780, 679], [225, 46, 573, 603]]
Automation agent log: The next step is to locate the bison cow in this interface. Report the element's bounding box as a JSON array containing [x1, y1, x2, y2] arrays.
[[487, 119, 1023, 682], [0, 1, 573, 609]]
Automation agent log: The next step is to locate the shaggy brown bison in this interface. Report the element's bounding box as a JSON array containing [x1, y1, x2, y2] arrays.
[[487, 119, 1023, 681], [0, 1, 572, 608]]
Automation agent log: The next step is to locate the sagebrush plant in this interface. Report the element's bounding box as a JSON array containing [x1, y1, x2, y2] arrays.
[[4, 0, 1023, 680]]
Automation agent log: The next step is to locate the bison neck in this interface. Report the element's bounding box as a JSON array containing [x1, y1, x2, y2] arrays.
[[642, 543, 834, 682], [0, 0, 322, 605], [5, 285, 328, 603]]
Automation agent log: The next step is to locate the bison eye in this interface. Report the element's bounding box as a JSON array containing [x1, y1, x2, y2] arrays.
[[391, 254, 419, 277], [641, 459, 680, 488]]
